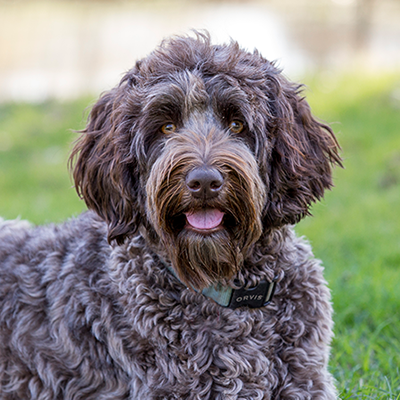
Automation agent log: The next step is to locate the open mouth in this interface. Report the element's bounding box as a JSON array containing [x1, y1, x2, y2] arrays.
[[185, 208, 225, 233]]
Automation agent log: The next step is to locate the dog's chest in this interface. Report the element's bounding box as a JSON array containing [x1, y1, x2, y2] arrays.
[[117, 284, 280, 397], [109, 239, 327, 398]]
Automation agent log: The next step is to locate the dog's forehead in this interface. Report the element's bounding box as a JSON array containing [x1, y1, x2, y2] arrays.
[[142, 68, 252, 117], [140, 70, 207, 116]]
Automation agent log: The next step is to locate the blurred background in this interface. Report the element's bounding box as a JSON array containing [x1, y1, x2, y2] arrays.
[[0, 0, 399, 398], [1, 0, 400, 102]]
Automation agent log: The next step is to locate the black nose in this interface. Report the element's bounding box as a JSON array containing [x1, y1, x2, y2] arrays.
[[186, 167, 224, 199]]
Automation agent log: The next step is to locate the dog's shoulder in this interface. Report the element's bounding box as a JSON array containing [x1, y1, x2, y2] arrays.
[[0, 216, 32, 242], [279, 227, 324, 272], [0, 211, 110, 279], [0, 217, 36, 268]]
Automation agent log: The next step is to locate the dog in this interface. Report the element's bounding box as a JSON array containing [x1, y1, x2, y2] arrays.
[[0, 32, 341, 399]]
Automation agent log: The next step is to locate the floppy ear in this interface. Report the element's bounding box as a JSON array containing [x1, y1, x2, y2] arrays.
[[262, 76, 342, 230], [70, 78, 144, 245]]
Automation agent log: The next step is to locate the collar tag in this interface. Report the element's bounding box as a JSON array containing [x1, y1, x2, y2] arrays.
[[228, 279, 277, 309]]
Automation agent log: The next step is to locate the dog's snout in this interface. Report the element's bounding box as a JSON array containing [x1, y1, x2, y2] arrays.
[[186, 167, 224, 199]]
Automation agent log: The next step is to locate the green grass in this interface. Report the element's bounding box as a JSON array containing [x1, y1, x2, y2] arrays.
[[297, 73, 400, 399], [0, 99, 90, 223], [0, 73, 399, 398]]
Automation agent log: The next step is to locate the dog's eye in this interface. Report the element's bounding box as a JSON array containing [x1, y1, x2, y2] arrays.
[[161, 123, 177, 134], [229, 120, 244, 134]]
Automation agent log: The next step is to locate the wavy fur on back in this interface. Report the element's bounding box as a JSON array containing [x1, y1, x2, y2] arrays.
[[0, 32, 341, 399]]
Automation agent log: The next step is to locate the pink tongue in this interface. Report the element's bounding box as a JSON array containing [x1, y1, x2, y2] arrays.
[[186, 209, 224, 230]]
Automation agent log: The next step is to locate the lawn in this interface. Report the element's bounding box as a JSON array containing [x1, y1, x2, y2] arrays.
[[298, 73, 400, 399], [0, 98, 88, 223], [0, 73, 399, 399]]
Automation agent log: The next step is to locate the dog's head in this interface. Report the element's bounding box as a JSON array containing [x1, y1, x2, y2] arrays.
[[70, 32, 341, 290]]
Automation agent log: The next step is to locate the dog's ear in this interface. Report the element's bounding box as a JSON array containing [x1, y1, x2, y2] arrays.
[[70, 78, 143, 245], [262, 75, 342, 229]]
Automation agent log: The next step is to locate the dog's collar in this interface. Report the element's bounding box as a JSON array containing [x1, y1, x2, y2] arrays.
[[202, 279, 277, 309], [164, 262, 277, 309]]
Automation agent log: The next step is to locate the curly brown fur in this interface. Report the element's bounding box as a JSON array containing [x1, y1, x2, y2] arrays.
[[1, 32, 341, 399]]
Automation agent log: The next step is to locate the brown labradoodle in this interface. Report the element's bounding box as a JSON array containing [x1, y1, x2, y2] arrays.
[[0, 32, 342, 399]]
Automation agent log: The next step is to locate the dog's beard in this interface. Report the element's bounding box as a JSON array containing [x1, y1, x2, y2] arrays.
[[169, 226, 242, 290], [146, 133, 266, 291], [147, 178, 264, 291], [156, 196, 263, 290], [148, 187, 263, 290]]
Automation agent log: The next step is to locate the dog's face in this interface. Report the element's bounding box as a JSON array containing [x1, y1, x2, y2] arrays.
[[71, 33, 341, 290], [144, 72, 266, 289]]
